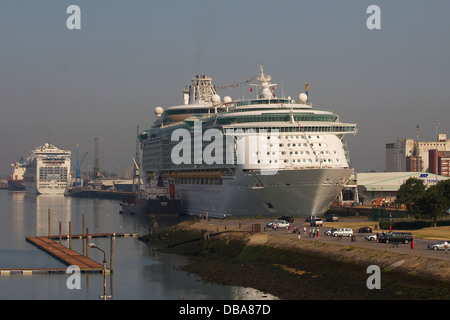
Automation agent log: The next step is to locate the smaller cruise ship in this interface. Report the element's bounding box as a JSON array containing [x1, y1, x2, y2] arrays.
[[23, 143, 71, 195], [7, 158, 26, 191]]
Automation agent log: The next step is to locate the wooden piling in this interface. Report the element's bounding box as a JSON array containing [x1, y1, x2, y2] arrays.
[[48, 209, 51, 239], [110, 236, 114, 273], [86, 227, 89, 257], [69, 221, 72, 249], [82, 214, 85, 238]]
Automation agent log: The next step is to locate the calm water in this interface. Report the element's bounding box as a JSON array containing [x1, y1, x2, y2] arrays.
[[0, 190, 271, 300]]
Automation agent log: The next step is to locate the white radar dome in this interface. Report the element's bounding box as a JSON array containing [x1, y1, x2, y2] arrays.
[[211, 94, 221, 103], [223, 96, 232, 103], [298, 93, 308, 103], [154, 106, 164, 117]]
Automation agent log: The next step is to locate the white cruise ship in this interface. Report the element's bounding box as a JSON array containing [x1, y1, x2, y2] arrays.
[[23, 143, 71, 195], [139, 66, 357, 218]]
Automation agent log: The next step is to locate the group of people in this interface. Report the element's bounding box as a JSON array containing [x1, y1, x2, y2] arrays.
[[290, 226, 320, 240], [309, 227, 320, 238]]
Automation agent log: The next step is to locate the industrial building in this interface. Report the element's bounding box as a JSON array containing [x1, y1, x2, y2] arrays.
[[386, 132, 450, 176]]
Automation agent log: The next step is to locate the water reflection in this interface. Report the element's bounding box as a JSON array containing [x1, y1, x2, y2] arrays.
[[35, 195, 71, 236], [0, 191, 277, 300]]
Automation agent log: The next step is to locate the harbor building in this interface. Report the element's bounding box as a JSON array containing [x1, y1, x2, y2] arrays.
[[356, 171, 449, 205]]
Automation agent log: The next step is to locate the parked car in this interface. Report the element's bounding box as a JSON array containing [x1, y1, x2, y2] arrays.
[[326, 214, 339, 222], [266, 220, 290, 229], [306, 215, 319, 222], [325, 228, 337, 236], [365, 233, 385, 241], [427, 240, 450, 251], [331, 228, 353, 237], [278, 215, 294, 223], [378, 232, 414, 244], [358, 226, 373, 233], [310, 218, 323, 227]]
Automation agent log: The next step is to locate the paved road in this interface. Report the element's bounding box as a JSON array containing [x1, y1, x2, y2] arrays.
[[212, 218, 450, 262]]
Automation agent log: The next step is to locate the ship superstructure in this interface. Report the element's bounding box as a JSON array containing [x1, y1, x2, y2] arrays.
[[139, 66, 357, 217], [7, 158, 26, 191], [23, 143, 71, 195]]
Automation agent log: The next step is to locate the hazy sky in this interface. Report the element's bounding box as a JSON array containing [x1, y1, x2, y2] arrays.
[[1, 0, 449, 177]]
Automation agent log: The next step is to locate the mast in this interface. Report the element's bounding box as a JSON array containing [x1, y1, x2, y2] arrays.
[[249, 65, 278, 99]]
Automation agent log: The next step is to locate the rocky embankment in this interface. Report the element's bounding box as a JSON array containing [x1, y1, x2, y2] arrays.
[[141, 220, 450, 300]]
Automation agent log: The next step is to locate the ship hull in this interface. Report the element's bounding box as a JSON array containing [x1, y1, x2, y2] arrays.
[[7, 179, 26, 191], [24, 180, 66, 195], [176, 168, 352, 218], [120, 198, 181, 215]]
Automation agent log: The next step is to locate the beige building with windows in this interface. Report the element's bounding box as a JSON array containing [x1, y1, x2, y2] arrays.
[[386, 134, 450, 173]]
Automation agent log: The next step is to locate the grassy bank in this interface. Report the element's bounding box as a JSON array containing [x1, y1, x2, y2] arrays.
[[140, 222, 450, 300]]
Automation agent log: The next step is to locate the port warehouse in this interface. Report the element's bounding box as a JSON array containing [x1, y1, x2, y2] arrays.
[[354, 171, 449, 204]]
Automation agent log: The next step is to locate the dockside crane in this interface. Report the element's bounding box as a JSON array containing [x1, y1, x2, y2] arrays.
[[132, 126, 142, 196], [75, 142, 88, 188], [93, 137, 102, 189]]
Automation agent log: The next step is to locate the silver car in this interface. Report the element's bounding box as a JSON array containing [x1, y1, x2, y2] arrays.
[[427, 240, 450, 251], [331, 228, 353, 237], [365, 233, 378, 241], [266, 220, 290, 229]]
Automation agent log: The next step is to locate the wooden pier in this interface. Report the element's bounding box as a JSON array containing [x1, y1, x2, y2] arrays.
[[25, 236, 104, 272], [0, 232, 138, 275]]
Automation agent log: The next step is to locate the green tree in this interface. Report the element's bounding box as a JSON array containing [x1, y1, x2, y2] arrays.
[[413, 180, 450, 227], [395, 177, 426, 214], [436, 179, 450, 211]]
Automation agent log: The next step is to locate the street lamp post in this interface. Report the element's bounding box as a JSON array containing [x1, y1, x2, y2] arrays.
[[434, 120, 440, 182], [89, 243, 111, 300]]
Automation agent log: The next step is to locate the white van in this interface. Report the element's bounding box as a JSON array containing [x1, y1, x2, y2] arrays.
[[306, 215, 319, 222], [331, 228, 353, 237]]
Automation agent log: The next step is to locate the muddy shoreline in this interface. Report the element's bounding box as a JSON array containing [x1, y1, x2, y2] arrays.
[[140, 220, 450, 300]]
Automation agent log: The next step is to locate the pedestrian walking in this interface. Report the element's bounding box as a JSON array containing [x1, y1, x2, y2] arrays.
[[298, 232, 301, 240], [317, 228, 320, 238], [444, 240, 448, 253], [309, 228, 312, 237], [303, 226, 306, 234]]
